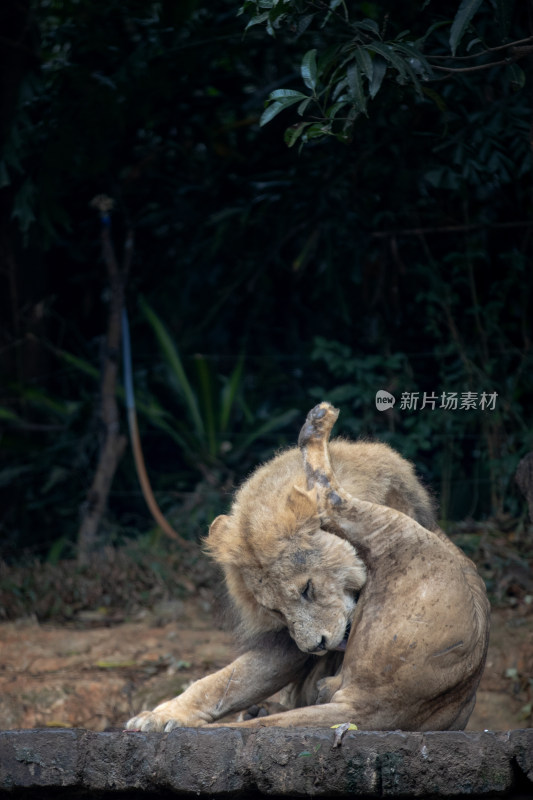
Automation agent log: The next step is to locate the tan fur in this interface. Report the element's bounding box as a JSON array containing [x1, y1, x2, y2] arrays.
[[127, 423, 488, 733], [126, 406, 489, 731], [206, 439, 434, 646]]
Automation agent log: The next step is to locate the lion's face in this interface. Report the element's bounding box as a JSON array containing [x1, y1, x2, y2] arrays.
[[206, 484, 367, 653], [241, 532, 365, 654]]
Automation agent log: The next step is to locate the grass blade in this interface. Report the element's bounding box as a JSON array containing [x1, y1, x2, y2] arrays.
[[220, 354, 245, 434], [194, 354, 217, 457], [140, 297, 204, 437], [236, 408, 299, 455]]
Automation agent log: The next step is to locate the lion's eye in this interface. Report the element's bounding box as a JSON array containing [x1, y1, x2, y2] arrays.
[[301, 579, 312, 600]]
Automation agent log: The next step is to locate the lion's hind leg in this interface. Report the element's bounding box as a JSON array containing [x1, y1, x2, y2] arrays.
[[210, 699, 366, 729], [278, 650, 344, 710]]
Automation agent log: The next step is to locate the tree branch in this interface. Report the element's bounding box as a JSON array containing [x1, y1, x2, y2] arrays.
[[371, 221, 532, 239], [429, 35, 533, 61], [430, 48, 532, 74], [77, 196, 131, 566]]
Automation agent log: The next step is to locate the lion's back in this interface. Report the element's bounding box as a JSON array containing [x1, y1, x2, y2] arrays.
[[231, 438, 436, 532]]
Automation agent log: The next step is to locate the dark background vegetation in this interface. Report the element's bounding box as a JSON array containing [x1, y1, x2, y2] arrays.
[[0, 0, 532, 616]]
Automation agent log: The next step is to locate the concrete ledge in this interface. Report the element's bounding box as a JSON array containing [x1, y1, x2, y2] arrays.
[[0, 728, 531, 798]]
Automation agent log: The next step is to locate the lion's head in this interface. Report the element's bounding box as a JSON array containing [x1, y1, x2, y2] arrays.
[[206, 484, 367, 654]]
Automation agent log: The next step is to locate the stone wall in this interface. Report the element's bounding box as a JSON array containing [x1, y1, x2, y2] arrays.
[[0, 728, 532, 798]]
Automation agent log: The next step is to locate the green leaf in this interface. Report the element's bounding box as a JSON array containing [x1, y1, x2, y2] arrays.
[[297, 97, 313, 116], [416, 20, 450, 47], [296, 14, 315, 37], [269, 0, 291, 22], [284, 122, 311, 148], [354, 48, 374, 85], [244, 11, 269, 30], [260, 93, 308, 127], [301, 49, 318, 91], [347, 63, 367, 114], [449, 0, 484, 56], [332, 77, 348, 102], [354, 19, 380, 35], [466, 37, 482, 52], [269, 89, 309, 100], [395, 52, 423, 95], [366, 42, 408, 80], [260, 101, 288, 126], [325, 101, 350, 120], [394, 42, 433, 79], [304, 123, 330, 141], [368, 55, 387, 99]]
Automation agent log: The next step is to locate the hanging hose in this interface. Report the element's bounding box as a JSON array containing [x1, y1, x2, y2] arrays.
[[121, 307, 193, 549]]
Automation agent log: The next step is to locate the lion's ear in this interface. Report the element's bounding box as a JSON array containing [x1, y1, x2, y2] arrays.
[[286, 484, 318, 517], [205, 514, 234, 565], [207, 514, 230, 545]]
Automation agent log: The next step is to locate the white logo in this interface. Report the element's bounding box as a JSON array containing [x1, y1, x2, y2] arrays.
[[375, 390, 396, 410]]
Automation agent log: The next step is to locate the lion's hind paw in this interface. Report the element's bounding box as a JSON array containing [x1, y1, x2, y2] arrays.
[[239, 700, 287, 721], [298, 402, 339, 448]]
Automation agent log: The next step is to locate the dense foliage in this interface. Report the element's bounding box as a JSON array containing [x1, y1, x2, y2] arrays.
[[243, 0, 529, 144], [0, 0, 532, 561]]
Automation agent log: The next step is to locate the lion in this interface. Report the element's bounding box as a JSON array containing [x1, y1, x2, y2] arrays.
[[126, 403, 490, 732]]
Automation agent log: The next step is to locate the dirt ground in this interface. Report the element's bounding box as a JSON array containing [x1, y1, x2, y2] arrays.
[[1, 595, 532, 732]]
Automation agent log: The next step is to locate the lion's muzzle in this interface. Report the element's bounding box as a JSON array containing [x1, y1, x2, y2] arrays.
[[334, 621, 352, 652]]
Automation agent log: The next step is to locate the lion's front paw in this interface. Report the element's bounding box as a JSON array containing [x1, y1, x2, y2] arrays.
[[126, 710, 169, 732], [125, 700, 209, 731]]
